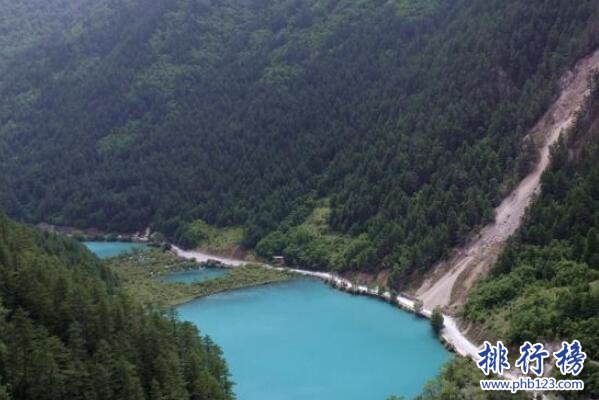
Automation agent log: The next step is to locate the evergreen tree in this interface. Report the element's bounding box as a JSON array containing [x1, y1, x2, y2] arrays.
[[584, 227, 599, 268], [431, 308, 444, 335]]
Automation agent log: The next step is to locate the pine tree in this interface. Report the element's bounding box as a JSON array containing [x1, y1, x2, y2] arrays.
[[431, 308, 444, 335], [584, 228, 599, 268], [111, 358, 145, 400]]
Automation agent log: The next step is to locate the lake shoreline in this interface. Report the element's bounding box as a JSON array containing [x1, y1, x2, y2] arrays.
[[176, 276, 451, 400], [72, 233, 479, 360], [38, 222, 152, 243], [80, 238, 472, 397], [171, 245, 480, 360]]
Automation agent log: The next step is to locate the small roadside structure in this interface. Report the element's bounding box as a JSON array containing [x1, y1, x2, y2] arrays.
[[272, 256, 285, 266]]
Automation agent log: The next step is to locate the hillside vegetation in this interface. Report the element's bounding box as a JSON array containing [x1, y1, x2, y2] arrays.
[[0, 214, 234, 400], [0, 0, 101, 72], [1, 0, 599, 282]]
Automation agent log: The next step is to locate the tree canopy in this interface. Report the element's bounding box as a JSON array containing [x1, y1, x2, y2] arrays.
[[0, 213, 234, 400]]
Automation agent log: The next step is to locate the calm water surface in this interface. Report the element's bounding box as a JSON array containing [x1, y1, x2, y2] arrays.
[[177, 278, 451, 400], [83, 241, 147, 258]]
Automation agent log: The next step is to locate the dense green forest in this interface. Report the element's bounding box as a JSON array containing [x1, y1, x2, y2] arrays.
[[464, 81, 599, 398], [0, 0, 101, 73], [0, 213, 233, 400], [1, 0, 599, 282]]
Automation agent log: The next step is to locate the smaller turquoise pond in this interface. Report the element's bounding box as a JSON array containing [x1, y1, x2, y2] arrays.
[[158, 268, 229, 284], [83, 241, 147, 259]]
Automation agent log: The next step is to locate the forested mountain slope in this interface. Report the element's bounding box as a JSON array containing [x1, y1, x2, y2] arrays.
[[0, 214, 233, 400], [417, 48, 599, 311], [464, 81, 599, 398], [0, 0, 105, 73], [1, 0, 599, 282]]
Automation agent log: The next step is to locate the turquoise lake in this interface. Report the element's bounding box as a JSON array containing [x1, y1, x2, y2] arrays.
[[83, 241, 147, 258], [158, 268, 229, 284], [177, 279, 451, 400], [83, 243, 451, 398]]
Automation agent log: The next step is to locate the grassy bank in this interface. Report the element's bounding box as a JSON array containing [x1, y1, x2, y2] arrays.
[[255, 200, 359, 271], [176, 219, 244, 254], [107, 249, 291, 307]]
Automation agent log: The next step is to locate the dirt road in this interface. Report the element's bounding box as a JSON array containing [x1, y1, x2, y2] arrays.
[[171, 245, 248, 266], [416, 49, 599, 312]]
